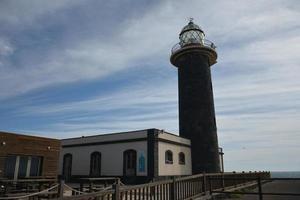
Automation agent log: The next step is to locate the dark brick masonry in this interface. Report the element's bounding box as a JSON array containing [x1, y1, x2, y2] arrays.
[[171, 48, 220, 173]]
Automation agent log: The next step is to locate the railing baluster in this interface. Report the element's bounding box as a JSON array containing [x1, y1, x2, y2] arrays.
[[150, 186, 153, 200], [142, 187, 144, 200], [125, 191, 128, 200], [180, 181, 184, 199], [187, 180, 189, 198], [182, 181, 185, 199], [162, 184, 165, 200], [135, 189, 138, 200], [192, 179, 195, 196], [164, 184, 166, 200], [164, 184, 167, 200], [139, 189, 142, 200], [185, 180, 188, 198], [186, 180, 189, 198], [190, 180, 193, 197], [149, 186, 151, 200], [159, 185, 162, 200], [180, 181, 183, 199], [178, 181, 181, 200], [154, 185, 157, 200], [129, 190, 132, 200], [186, 180, 191, 197]]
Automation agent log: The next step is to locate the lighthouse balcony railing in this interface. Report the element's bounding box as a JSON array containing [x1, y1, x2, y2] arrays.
[[171, 39, 216, 54]]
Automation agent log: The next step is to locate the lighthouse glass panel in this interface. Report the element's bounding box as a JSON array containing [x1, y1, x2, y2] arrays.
[[180, 30, 204, 46]]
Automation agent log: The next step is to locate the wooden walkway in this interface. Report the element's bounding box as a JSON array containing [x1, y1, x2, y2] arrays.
[[0, 172, 271, 200]]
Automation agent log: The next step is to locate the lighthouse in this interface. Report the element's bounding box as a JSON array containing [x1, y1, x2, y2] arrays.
[[170, 19, 220, 173]]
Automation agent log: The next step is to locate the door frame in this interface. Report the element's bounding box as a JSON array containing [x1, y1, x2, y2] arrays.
[[123, 149, 137, 177]]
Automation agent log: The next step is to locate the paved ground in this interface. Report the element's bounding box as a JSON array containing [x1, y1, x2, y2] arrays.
[[225, 180, 300, 200]]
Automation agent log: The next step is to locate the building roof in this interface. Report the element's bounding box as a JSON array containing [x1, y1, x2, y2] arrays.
[[0, 130, 60, 141], [61, 128, 191, 147]]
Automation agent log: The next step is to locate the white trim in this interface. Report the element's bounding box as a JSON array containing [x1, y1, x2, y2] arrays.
[[14, 156, 20, 181], [26, 156, 32, 177]]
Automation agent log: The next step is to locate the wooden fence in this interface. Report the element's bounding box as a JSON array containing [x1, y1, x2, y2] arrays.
[[57, 171, 270, 200], [209, 177, 300, 200]]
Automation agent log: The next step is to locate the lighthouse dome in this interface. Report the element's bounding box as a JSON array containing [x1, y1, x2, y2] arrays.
[[180, 21, 203, 34], [179, 20, 205, 47]]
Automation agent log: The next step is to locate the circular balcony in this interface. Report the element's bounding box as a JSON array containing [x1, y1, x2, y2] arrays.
[[171, 39, 216, 55]]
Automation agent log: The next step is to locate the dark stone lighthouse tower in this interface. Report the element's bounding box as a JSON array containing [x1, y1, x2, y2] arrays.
[[170, 19, 220, 173]]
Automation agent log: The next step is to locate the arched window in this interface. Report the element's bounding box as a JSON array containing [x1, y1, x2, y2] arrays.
[[90, 152, 101, 177], [165, 150, 173, 164], [62, 154, 72, 181], [123, 149, 137, 176], [179, 152, 185, 165]]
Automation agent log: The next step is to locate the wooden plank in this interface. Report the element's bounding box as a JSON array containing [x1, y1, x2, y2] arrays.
[[0, 132, 60, 178]]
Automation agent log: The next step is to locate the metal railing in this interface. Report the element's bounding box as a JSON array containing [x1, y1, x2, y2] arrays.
[[209, 177, 300, 200], [171, 39, 216, 54]]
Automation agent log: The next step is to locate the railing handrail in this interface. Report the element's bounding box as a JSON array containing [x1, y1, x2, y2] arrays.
[[171, 39, 216, 54], [209, 177, 300, 181], [0, 184, 59, 200], [120, 179, 173, 191], [210, 176, 300, 199], [60, 189, 114, 200], [1, 172, 271, 200], [0, 178, 57, 183]]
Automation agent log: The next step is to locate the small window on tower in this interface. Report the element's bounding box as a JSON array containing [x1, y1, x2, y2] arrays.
[[165, 150, 173, 164]]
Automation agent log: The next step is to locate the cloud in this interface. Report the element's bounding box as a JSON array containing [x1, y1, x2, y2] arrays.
[[1, 0, 299, 99], [0, 0, 299, 171], [0, 38, 14, 56], [0, 0, 81, 26]]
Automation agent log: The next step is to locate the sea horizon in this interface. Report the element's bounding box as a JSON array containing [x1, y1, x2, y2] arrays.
[[271, 171, 300, 178]]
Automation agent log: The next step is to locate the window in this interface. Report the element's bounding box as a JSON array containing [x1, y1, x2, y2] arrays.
[[4, 155, 43, 179], [90, 152, 101, 177], [165, 150, 173, 164], [18, 156, 28, 178], [30, 156, 43, 176], [4, 155, 16, 178], [179, 152, 185, 165]]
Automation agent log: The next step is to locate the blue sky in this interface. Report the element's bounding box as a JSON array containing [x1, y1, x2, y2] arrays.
[[0, 0, 299, 171]]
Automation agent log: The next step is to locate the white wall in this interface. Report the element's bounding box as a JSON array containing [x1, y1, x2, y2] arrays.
[[59, 129, 193, 177], [158, 141, 192, 176], [59, 141, 148, 176]]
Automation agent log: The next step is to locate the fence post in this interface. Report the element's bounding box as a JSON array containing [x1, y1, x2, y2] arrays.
[[208, 176, 212, 195], [257, 177, 263, 200], [233, 171, 237, 188], [222, 173, 225, 190], [58, 179, 64, 200], [113, 178, 120, 200], [202, 173, 207, 195], [170, 176, 176, 200]]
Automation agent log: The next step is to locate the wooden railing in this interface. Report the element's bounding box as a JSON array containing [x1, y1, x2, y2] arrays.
[[209, 177, 300, 200], [55, 171, 270, 200], [0, 178, 58, 199], [0, 172, 271, 199]]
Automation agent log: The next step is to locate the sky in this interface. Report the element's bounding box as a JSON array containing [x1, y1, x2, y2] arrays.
[[0, 0, 299, 172]]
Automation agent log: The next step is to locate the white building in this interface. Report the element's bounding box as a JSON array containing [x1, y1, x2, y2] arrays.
[[59, 129, 192, 183]]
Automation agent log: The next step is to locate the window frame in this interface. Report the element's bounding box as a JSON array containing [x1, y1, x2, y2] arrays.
[[165, 150, 173, 164], [178, 152, 185, 165], [90, 151, 101, 177]]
